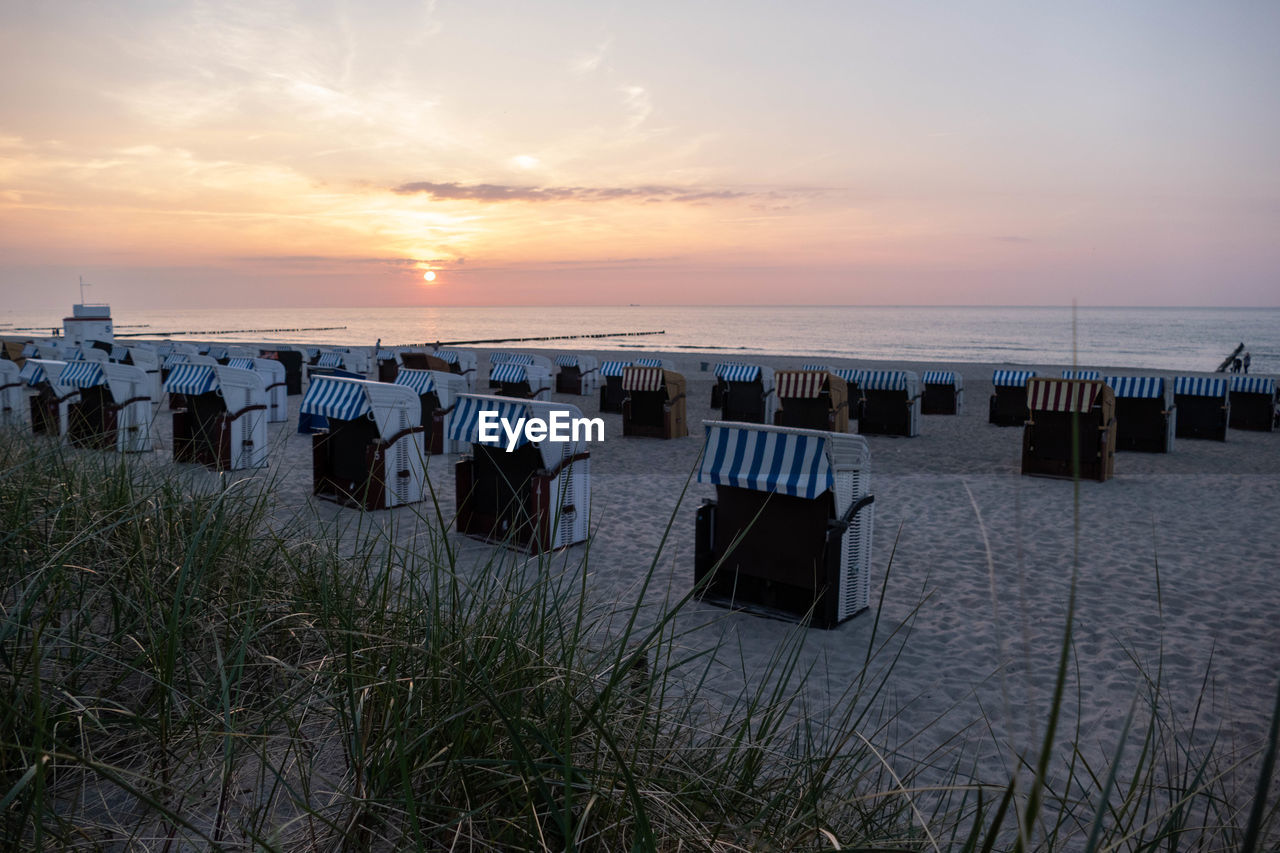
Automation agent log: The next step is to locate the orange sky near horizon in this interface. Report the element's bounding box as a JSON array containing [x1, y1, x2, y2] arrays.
[[2, 1, 1278, 310]]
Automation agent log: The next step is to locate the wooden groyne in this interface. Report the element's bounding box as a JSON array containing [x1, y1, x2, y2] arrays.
[[115, 326, 348, 338], [399, 330, 666, 347]]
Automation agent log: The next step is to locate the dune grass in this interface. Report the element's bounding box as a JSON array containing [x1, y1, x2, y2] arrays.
[[1, 424, 1277, 850]]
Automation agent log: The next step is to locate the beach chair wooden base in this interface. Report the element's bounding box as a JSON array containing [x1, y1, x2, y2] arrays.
[[1114, 398, 1174, 452], [557, 366, 586, 395], [858, 390, 916, 437], [1174, 396, 1228, 441], [622, 391, 688, 439], [259, 350, 303, 395], [455, 445, 584, 553], [173, 393, 267, 471], [710, 381, 725, 410], [377, 359, 399, 383], [1021, 412, 1116, 482], [722, 380, 769, 424], [694, 486, 873, 630], [1228, 394, 1275, 432], [989, 389, 1030, 426], [310, 418, 419, 510], [67, 387, 118, 451], [600, 377, 626, 413], [30, 393, 64, 436], [922, 384, 959, 415]]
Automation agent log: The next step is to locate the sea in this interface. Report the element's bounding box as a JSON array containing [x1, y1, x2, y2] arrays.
[[2, 305, 1277, 375]]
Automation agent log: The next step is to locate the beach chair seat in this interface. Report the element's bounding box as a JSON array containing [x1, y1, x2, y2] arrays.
[[598, 360, 632, 413], [921, 370, 965, 415], [166, 364, 268, 471], [718, 364, 777, 424], [20, 359, 79, 437], [59, 360, 153, 452], [258, 348, 304, 395], [450, 395, 591, 553], [621, 366, 688, 439], [847, 370, 921, 437], [1021, 378, 1116, 482], [774, 370, 849, 432], [488, 362, 552, 400], [555, 354, 601, 395], [227, 357, 288, 422], [1227, 376, 1276, 432], [1104, 376, 1176, 453], [1173, 376, 1229, 441], [393, 368, 468, 454], [990, 370, 1037, 426], [433, 350, 478, 391], [694, 422, 874, 628], [301, 375, 427, 509]]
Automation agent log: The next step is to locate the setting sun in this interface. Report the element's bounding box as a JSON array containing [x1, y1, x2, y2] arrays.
[[422, 271, 436, 282]]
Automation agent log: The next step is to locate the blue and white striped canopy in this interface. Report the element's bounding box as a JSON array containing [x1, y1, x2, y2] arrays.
[[490, 363, 529, 383], [635, 357, 663, 367], [698, 424, 834, 500], [19, 361, 46, 385], [491, 352, 533, 365], [163, 363, 218, 396], [209, 347, 228, 360], [163, 353, 189, 370], [717, 363, 761, 382], [59, 360, 107, 388], [1061, 370, 1100, 380], [305, 347, 320, 359], [227, 357, 255, 370], [993, 370, 1037, 387], [316, 352, 343, 368], [555, 354, 579, 367], [394, 367, 436, 397], [299, 376, 372, 421], [1174, 376, 1229, 398], [1231, 375, 1276, 394], [376, 349, 395, 361], [110, 345, 129, 361], [448, 396, 531, 447], [922, 370, 956, 385], [433, 349, 460, 364], [600, 360, 632, 377], [858, 370, 912, 391], [1104, 376, 1165, 398], [832, 368, 860, 384], [802, 363, 830, 372]]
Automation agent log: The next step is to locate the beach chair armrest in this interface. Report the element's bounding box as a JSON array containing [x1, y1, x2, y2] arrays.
[[267, 382, 287, 391], [543, 451, 590, 481], [108, 395, 151, 411], [381, 424, 426, 448], [833, 494, 875, 529], [665, 392, 686, 406], [225, 403, 269, 422], [0, 382, 21, 392]]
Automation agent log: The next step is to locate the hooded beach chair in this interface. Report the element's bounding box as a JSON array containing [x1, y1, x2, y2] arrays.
[[0, 360, 24, 426], [258, 348, 304, 395], [990, 370, 1038, 426], [399, 351, 452, 373], [165, 364, 268, 471], [718, 364, 777, 424], [376, 348, 400, 382], [555, 354, 601, 395], [489, 362, 552, 400], [773, 370, 849, 432], [621, 365, 688, 439], [59, 360, 153, 452], [488, 353, 552, 390], [1228, 376, 1276, 432], [921, 371, 965, 415], [298, 366, 365, 434], [119, 346, 162, 403], [450, 394, 592, 553], [20, 359, 79, 437], [433, 349, 478, 391], [1103, 376, 1176, 453], [300, 375, 427, 509], [711, 362, 749, 409], [228, 357, 288, 422], [850, 370, 921, 437], [599, 360, 633, 413], [1021, 378, 1116, 482], [392, 367, 468, 454], [694, 421, 875, 629], [1173, 376, 1230, 441]]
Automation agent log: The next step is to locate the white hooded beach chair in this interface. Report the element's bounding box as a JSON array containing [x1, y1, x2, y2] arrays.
[[433, 349, 478, 391], [488, 353, 553, 390], [711, 362, 751, 409], [300, 375, 426, 509], [554, 354, 601, 395], [489, 362, 552, 400], [164, 364, 268, 471], [21, 359, 79, 437], [393, 367, 468, 454], [1173, 376, 1229, 441], [228, 357, 287, 422], [1228, 375, 1276, 432], [990, 369, 1038, 426], [849, 370, 921, 437], [1, 360, 25, 426], [718, 364, 777, 425], [1103, 376, 1176, 453], [921, 370, 964, 415], [59, 360, 153, 452], [450, 394, 592, 553], [599, 360, 633, 412], [695, 421, 875, 629]]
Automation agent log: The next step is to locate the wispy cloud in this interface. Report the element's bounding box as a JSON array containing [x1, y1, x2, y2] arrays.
[[619, 85, 652, 129], [390, 181, 755, 204], [571, 36, 613, 74]]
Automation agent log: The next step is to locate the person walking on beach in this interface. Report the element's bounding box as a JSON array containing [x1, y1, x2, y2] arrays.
[[1232, 356, 1242, 373], [1243, 352, 1251, 374]]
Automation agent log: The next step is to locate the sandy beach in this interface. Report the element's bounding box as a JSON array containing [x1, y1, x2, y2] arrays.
[[28, 343, 1280, 794]]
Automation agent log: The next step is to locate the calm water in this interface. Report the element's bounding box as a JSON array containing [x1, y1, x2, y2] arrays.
[[3, 305, 1277, 374]]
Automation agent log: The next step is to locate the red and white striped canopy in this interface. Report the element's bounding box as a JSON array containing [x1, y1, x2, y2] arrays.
[[775, 370, 827, 399], [622, 366, 664, 392], [1027, 378, 1104, 413]]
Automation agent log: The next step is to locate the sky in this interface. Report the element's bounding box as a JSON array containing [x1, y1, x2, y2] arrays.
[[1, 0, 1278, 310]]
